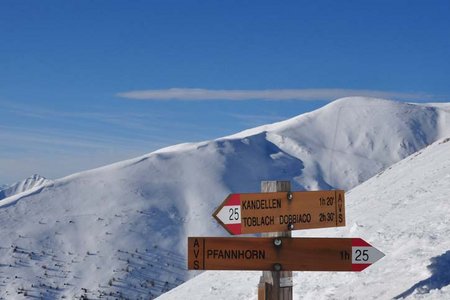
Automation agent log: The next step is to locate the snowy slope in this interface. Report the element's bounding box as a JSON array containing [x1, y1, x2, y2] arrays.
[[228, 97, 448, 190], [0, 97, 448, 299], [0, 174, 50, 200], [158, 137, 450, 300]]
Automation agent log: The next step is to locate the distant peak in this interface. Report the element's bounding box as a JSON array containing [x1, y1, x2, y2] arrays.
[[0, 174, 51, 201], [29, 174, 47, 180]]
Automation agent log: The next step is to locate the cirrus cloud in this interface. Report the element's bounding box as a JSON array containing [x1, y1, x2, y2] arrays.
[[117, 88, 435, 101]]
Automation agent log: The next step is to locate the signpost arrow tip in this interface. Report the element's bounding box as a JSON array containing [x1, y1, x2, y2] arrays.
[[351, 238, 385, 271], [213, 194, 241, 235]]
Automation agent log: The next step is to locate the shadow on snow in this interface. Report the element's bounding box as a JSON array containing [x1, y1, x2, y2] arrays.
[[394, 250, 450, 299]]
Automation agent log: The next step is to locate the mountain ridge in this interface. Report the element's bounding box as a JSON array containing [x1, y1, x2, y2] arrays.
[[0, 97, 448, 298], [0, 174, 51, 201], [158, 135, 450, 299]]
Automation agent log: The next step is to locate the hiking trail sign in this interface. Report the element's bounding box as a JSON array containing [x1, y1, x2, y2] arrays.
[[188, 237, 385, 272], [190, 183, 385, 300], [213, 190, 345, 235]]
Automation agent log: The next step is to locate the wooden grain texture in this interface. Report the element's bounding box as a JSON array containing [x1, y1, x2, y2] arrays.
[[187, 237, 354, 271], [213, 189, 345, 235], [261, 180, 291, 300]]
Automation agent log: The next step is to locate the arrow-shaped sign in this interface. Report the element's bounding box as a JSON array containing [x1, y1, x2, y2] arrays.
[[188, 237, 385, 272], [213, 190, 345, 235]]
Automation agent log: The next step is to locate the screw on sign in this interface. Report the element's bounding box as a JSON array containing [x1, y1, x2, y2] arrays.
[[213, 190, 346, 235], [188, 237, 385, 272]]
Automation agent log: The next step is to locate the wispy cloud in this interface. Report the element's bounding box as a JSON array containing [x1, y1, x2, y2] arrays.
[[0, 100, 209, 183], [0, 122, 176, 184], [0, 100, 207, 138], [117, 88, 435, 101]]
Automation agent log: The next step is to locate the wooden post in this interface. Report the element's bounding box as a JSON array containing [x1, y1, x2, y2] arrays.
[[258, 181, 293, 300]]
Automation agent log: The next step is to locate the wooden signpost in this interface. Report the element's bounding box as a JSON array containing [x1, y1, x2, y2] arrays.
[[187, 180, 385, 300], [187, 237, 385, 272], [213, 190, 346, 235]]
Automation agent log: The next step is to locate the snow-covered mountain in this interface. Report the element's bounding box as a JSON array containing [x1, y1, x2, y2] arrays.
[[159, 136, 450, 300], [0, 174, 51, 201], [0, 97, 448, 299]]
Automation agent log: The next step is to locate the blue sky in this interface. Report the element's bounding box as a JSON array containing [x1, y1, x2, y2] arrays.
[[1, 0, 449, 184]]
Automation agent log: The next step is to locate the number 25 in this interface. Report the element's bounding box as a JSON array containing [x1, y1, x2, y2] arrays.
[[229, 208, 239, 221], [355, 249, 369, 261]]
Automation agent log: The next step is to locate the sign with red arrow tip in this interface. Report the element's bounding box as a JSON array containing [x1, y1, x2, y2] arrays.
[[213, 190, 345, 235], [188, 237, 385, 272]]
